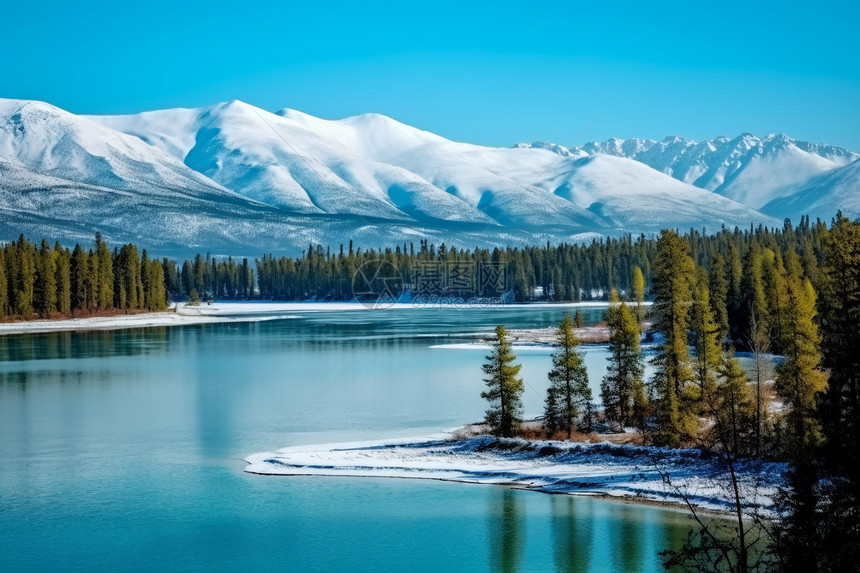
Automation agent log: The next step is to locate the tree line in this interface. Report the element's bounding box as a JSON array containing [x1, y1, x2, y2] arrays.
[[0, 233, 167, 319], [252, 217, 825, 312], [2, 215, 829, 319]]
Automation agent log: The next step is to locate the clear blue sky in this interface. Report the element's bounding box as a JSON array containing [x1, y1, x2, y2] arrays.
[[3, 0, 859, 150]]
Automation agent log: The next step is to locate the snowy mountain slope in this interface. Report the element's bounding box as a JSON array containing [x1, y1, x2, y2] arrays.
[[560, 134, 859, 209], [762, 158, 860, 221], [0, 157, 558, 255], [95, 102, 494, 224], [0, 98, 799, 254], [94, 101, 772, 232], [0, 99, 254, 205], [546, 154, 772, 231]]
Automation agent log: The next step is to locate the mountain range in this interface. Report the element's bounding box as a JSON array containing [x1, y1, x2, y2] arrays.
[[1, 98, 856, 255]]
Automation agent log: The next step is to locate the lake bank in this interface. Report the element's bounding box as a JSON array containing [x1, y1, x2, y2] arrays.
[[245, 434, 785, 515]]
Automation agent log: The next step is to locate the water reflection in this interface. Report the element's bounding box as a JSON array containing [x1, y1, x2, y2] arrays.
[[0, 327, 170, 363], [551, 495, 593, 572], [611, 504, 644, 572], [489, 488, 524, 573]]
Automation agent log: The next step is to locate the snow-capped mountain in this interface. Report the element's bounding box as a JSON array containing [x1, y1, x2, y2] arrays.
[[552, 134, 857, 213], [88, 100, 775, 232], [4, 97, 848, 255], [763, 158, 860, 221]]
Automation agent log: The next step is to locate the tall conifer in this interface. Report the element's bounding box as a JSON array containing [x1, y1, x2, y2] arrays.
[[482, 325, 525, 437]]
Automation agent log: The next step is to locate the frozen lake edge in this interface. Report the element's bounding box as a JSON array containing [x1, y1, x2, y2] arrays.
[[245, 435, 786, 515]]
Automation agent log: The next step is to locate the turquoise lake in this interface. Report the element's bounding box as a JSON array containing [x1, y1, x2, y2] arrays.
[[0, 306, 695, 572]]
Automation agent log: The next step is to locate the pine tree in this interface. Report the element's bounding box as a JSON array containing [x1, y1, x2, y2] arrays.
[[94, 233, 114, 310], [0, 248, 8, 318], [690, 267, 721, 413], [810, 213, 860, 571], [775, 275, 826, 458], [33, 239, 57, 317], [601, 290, 644, 430], [714, 351, 756, 458], [708, 253, 730, 344], [650, 230, 697, 447], [632, 265, 646, 322], [772, 272, 827, 571], [545, 313, 591, 438], [70, 244, 89, 312], [54, 244, 71, 315], [482, 325, 525, 437], [741, 243, 768, 351]]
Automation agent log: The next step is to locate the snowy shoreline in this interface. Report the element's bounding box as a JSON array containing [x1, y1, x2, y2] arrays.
[[0, 301, 616, 336], [245, 435, 786, 515]]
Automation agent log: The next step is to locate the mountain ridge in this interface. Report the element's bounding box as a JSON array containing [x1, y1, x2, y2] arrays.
[[2, 97, 853, 255]]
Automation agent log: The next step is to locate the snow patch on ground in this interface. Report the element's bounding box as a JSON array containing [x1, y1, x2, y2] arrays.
[[245, 435, 785, 514]]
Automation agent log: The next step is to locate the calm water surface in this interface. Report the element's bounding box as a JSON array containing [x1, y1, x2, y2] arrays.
[[0, 306, 693, 572]]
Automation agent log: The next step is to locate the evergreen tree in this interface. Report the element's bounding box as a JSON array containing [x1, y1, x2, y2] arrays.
[[813, 213, 860, 571], [33, 239, 57, 317], [481, 325, 524, 437], [775, 274, 826, 458], [70, 244, 89, 312], [772, 272, 827, 572], [54, 244, 71, 315], [545, 313, 591, 438], [632, 265, 646, 322], [714, 351, 756, 458], [650, 230, 697, 447], [708, 253, 730, 344], [601, 290, 644, 430], [741, 244, 768, 350], [0, 248, 8, 318], [94, 233, 114, 310], [690, 267, 722, 412]]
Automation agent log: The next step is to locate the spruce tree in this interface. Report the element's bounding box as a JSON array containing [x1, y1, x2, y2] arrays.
[[772, 272, 827, 571], [812, 213, 860, 570], [54, 244, 71, 315], [714, 351, 756, 458], [70, 244, 89, 312], [95, 233, 114, 311], [632, 265, 646, 322], [741, 243, 768, 351], [33, 239, 57, 317], [708, 253, 730, 344], [601, 290, 644, 430], [0, 248, 8, 318], [545, 313, 591, 438], [775, 274, 826, 458], [690, 267, 721, 412], [482, 325, 525, 437], [650, 230, 697, 447]]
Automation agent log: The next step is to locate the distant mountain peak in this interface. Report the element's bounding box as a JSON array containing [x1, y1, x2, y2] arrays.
[[2, 97, 855, 255]]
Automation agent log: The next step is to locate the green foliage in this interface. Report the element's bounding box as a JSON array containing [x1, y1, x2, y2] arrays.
[[0, 234, 168, 320], [545, 313, 591, 438], [632, 265, 646, 322], [481, 325, 524, 437], [187, 288, 201, 306], [707, 254, 730, 344], [690, 267, 721, 409], [775, 274, 826, 460], [650, 231, 698, 447], [601, 290, 644, 430]]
